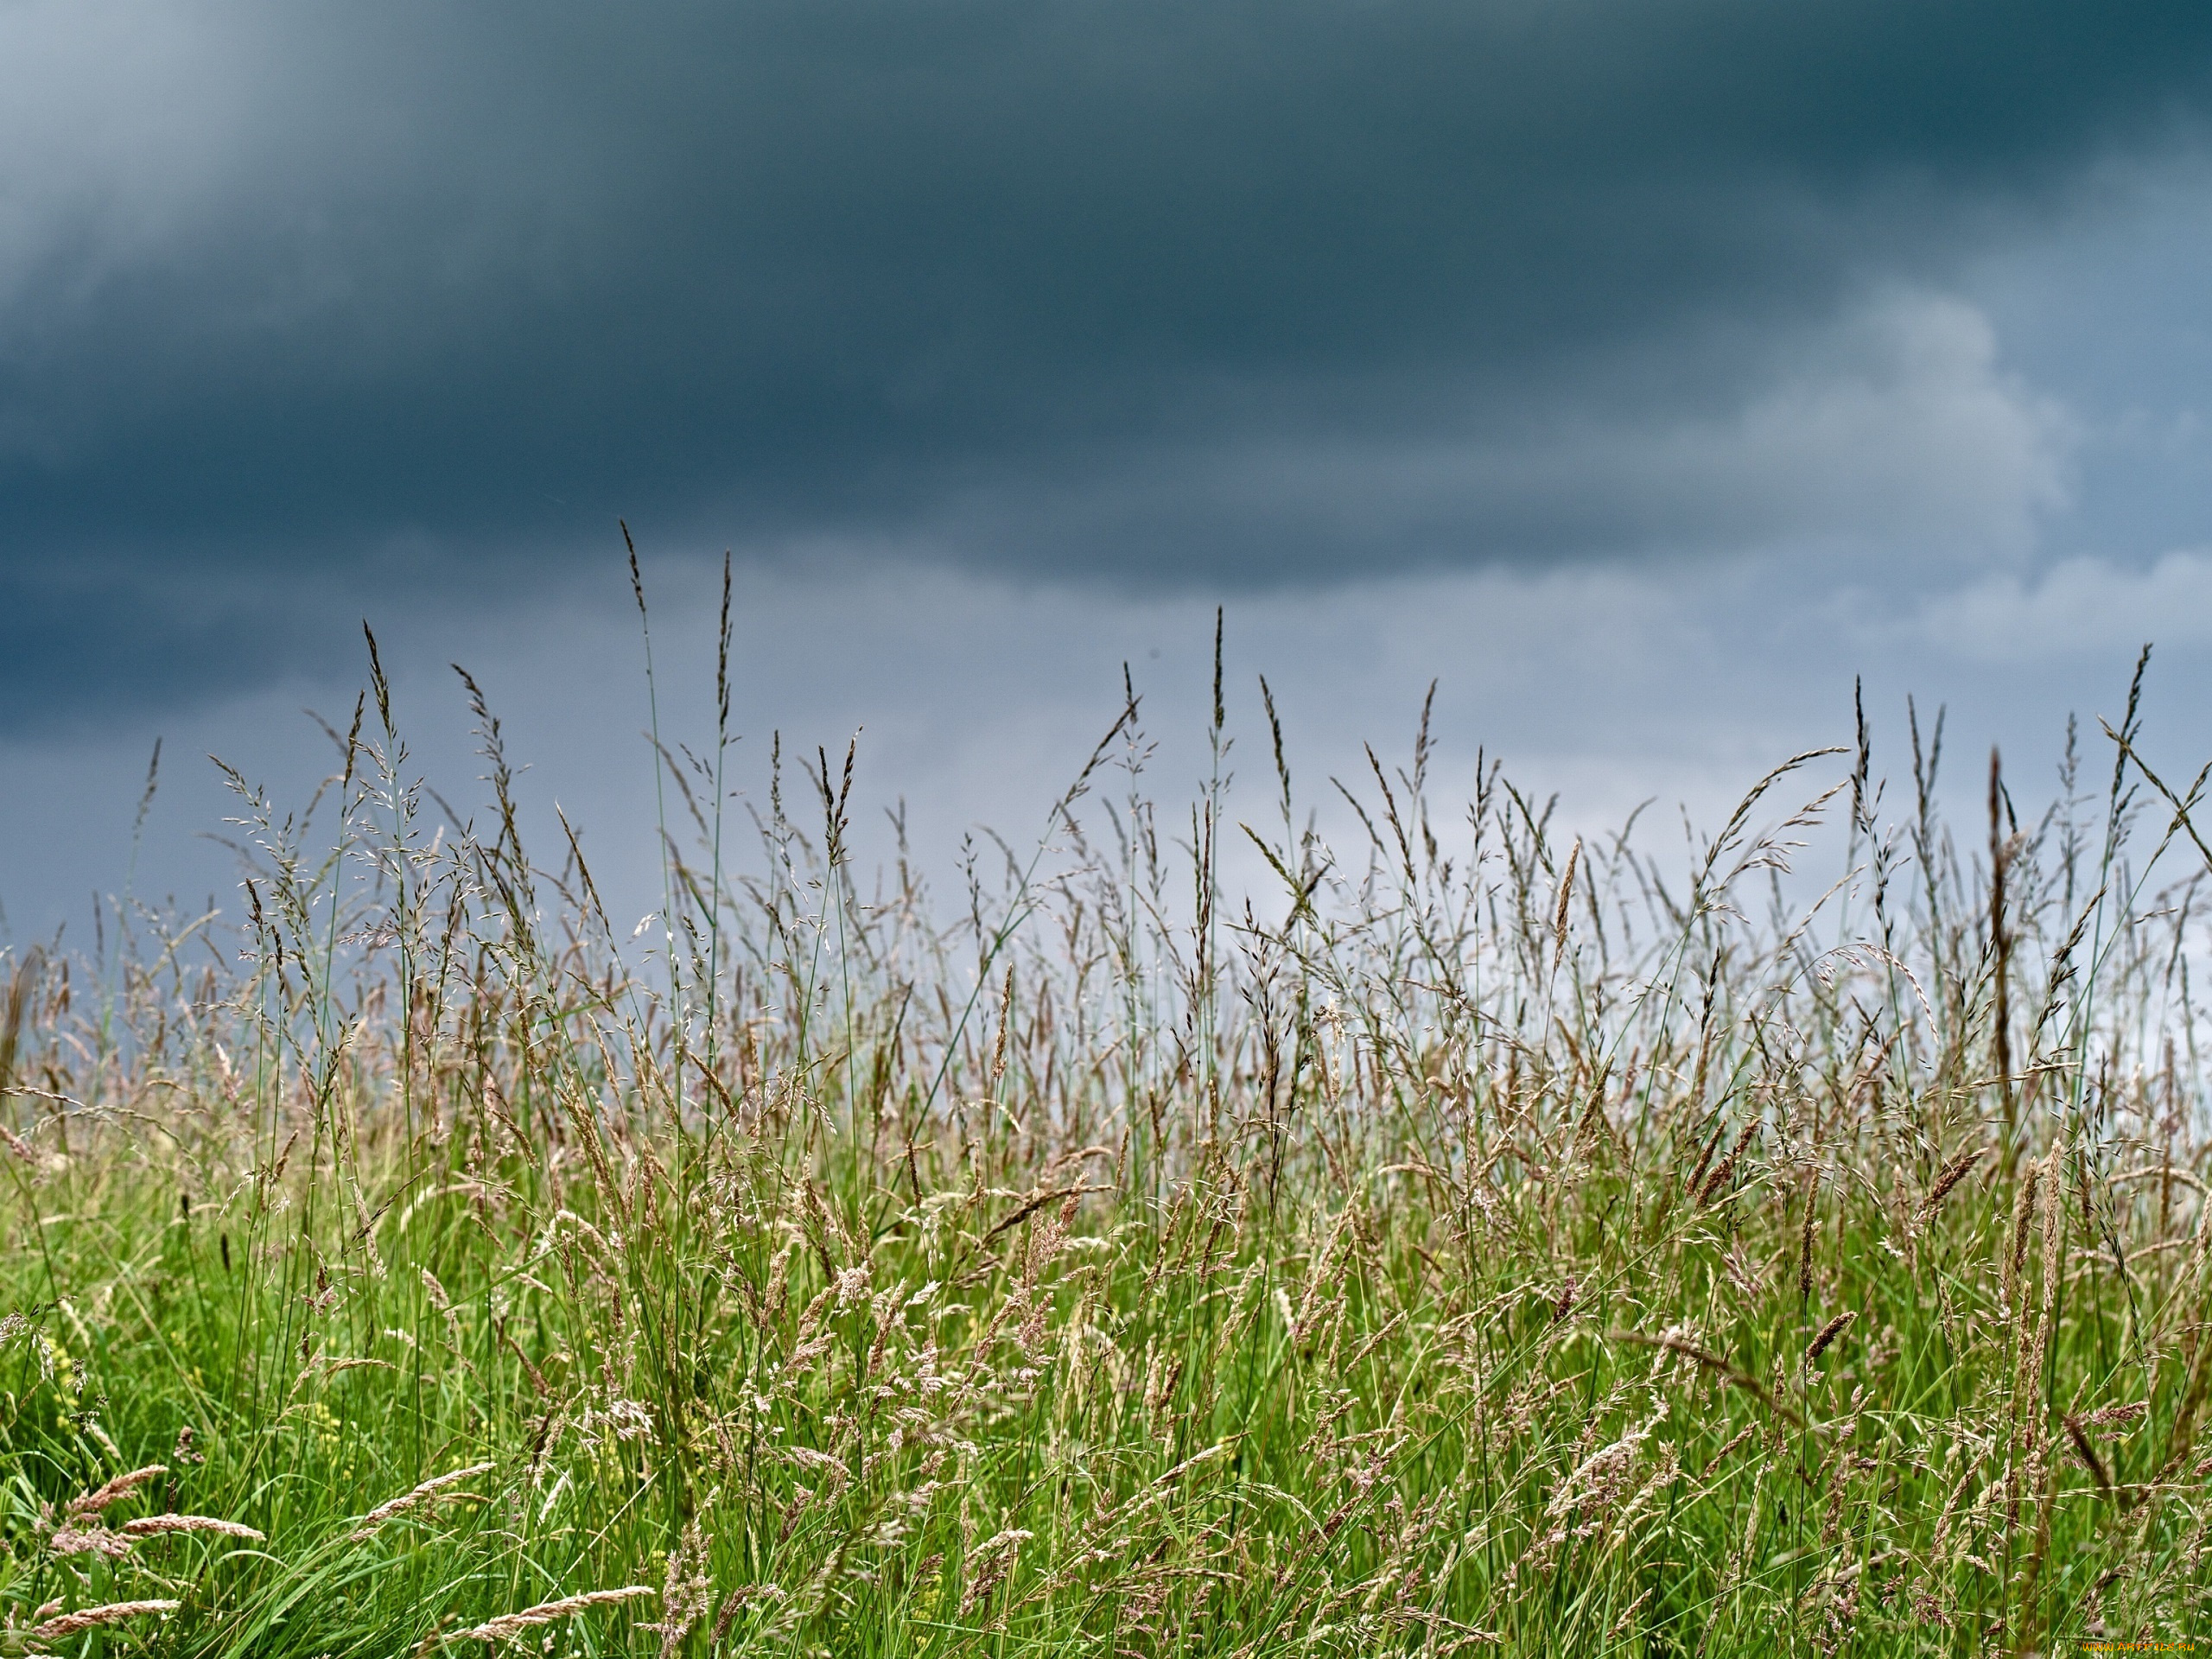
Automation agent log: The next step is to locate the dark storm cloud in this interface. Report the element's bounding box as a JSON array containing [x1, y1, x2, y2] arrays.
[[0, 563, 310, 728], [2, 0, 2210, 721]]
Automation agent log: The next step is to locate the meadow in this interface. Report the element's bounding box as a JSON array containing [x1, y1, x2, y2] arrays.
[[0, 595, 2207, 1656]]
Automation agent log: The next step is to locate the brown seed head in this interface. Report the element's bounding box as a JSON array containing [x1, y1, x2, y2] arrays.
[[1804, 1309, 1856, 1366], [2063, 1414, 2112, 1498], [1700, 1122, 1759, 1207], [30, 1600, 180, 1639], [67, 1465, 167, 1516], [1922, 1147, 1986, 1216]]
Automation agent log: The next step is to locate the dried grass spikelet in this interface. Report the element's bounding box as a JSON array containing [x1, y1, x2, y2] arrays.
[[1546, 1400, 1667, 1525], [2012, 1440, 2062, 1647], [2075, 1400, 2149, 1432], [707, 1583, 785, 1647], [1551, 836, 1580, 969], [645, 1520, 714, 1658], [67, 1465, 167, 1516], [1804, 1310, 1856, 1368], [2181, 1175, 2212, 1375], [1929, 1446, 1986, 1564], [1699, 1122, 1759, 1208], [2002, 1158, 2039, 1321], [1610, 1330, 1803, 1428], [1686, 1122, 1726, 1198], [2063, 1414, 2113, 1499], [2025, 1142, 2068, 1429], [120, 1514, 264, 1541], [958, 1528, 1033, 1617], [1797, 1167, 1820, 1306], [1921, 1147, 1985, 1217], [351, 1462, 498, 1540], [1720, 1237, 1765, 1300], [1700, 1423, 1758, 1479], [450, 1586, 655, 1644], [47, 1524, 134, 1559], [29, 1600, 180, 1639]]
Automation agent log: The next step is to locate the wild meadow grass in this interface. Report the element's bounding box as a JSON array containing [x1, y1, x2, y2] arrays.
[[0, 601, 2207, 1656]]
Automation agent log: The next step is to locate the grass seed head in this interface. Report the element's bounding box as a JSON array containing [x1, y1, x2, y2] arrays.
[[66, 1465, 166, 1516], [452, 1586, 655, 1645], [1922, 1147, 1985, 1217], [120, 1515, 264, 1541], [29, 1601, 180, 1640], [352, 1463, 499, 1540], [1804, 1309, 1856, 1367]]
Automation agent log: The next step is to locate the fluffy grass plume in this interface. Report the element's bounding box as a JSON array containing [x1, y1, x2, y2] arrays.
[[0, 617, 2208, 1656]]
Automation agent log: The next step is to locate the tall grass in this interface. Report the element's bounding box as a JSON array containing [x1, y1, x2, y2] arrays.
[[0, 616, 2206, 1656]]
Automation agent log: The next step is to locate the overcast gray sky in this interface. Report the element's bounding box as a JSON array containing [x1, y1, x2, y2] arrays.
[[8, 0, 2212, 940]]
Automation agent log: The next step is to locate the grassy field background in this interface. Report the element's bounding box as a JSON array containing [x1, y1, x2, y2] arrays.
[[0, 608, 2207, 1656]]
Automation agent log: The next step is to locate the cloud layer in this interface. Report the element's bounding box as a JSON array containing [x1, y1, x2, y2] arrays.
[[3, 0, 2210, 725]]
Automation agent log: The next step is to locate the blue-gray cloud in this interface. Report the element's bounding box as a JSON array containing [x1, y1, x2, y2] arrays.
[[3, 0, 2211, 723]]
